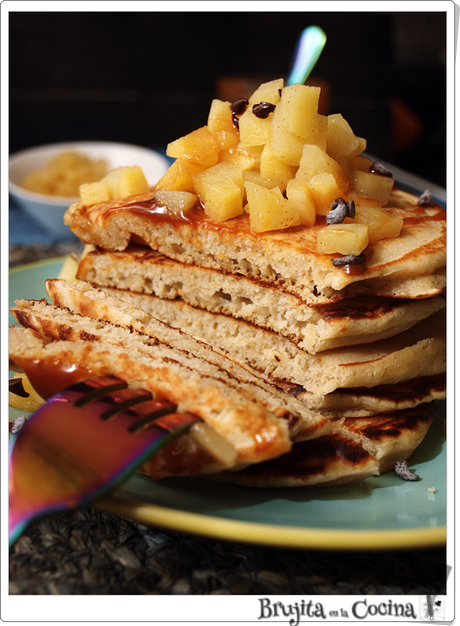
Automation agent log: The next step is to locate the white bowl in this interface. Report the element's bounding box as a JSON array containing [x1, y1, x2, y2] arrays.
[[9, 141, 170, 240]]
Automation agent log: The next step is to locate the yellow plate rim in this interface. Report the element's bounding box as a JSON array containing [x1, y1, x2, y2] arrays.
[[98, 494, 446, 551]]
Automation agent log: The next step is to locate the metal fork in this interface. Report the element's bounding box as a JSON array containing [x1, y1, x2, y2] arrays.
[[9, 375, 199, 546]]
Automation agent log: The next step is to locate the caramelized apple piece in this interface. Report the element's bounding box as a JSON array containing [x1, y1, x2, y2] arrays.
[[317, 223, 369, 256], [193, 162, 244, 221], [352, 206, 403, 242], [153, 190, 197, 214], [167, 126, 219, 168], [245, 182, 300, 232]]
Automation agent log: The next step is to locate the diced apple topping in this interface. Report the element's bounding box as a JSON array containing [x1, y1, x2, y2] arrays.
[[245, 182, 300, 233], [317, 223, 369, 256], [207, 99, 237, 134], [192, 162, 244, 222], [352, 206, 403, 243], [79, 165, 150, 207], [285, 179, 316, 226], [150, 78, 404, 261], [153, 190, 197, 214], [352, 169, 394, 205], [326, 113, 367, 161], [167, 126, 219, 168], [79, 181, 110, 207]]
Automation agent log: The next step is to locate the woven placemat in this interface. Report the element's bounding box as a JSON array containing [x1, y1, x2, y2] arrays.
[[9, 242, 85, 268], [9, 506, 447, 595], [8, 245, 447, 595]]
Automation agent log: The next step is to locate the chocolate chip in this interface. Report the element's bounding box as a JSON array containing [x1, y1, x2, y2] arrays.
[[252, 101, 276, 119], [9, 377, 30, 398], [230, 98, 249, 129], [327, 198, 356, 224], [393, 460, 420, 481], [369, 160, 393, 178], [417, 188, 435, 206], [332, 252, 365, 267], [230, 98, 248, 115]]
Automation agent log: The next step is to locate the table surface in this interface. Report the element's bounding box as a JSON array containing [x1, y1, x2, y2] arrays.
[[8, 173, 447, 596]]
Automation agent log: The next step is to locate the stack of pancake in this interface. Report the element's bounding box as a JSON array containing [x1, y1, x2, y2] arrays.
[[9, 81, 446, 487], [56, 187, 446, 487]]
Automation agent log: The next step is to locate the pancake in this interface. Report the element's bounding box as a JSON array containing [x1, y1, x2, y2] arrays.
[[64, 187, 446, 303], [10, 283, 333, 468], [68, 281, 446, 401], [300, 374, 446, 417], [330, 405, 436, 473], [204, 403, 435, 487], [77, 244, 446, 354]]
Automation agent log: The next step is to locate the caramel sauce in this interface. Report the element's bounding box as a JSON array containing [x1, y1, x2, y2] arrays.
[[12, 357, 95, 400], [96, 193, 444, 276], [104, 198, 286, 241], [342, 262, 366, 276]]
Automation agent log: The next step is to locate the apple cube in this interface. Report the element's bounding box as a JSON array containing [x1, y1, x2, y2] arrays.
[[79, 181, 110, 207], [153, 190, 197, 214], [352, 206, 403, 242], [214, 130, 240, 151], [275, 84, 321, 139], [352, 169, 394, 205], [207, 99, 235, 133], [242, 169, 281, 190], [307, 173, 347, 215], [238, 108, 272, 147], [193, 162, 244, 221], [349, 154, 373, 172], [297, 144, 351, 191], [100, 166, 150, 200], [248, 78, 284, 106], [156, 159, 206, 193], [166, 126, 219, 168], [118, 166, 150, 198], [285, 179, 316, 226], [259, 142, 296, 192], [245, 181, 300, 232], [326, 113, 367, 161], [102, 168, 122, 198], [220, 144, 262, 170], [270, 111, 306, 166], [317, 223, 369, 256]]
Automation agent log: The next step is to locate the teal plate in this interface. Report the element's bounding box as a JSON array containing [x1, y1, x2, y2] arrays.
[[9, 258, 447, 550]]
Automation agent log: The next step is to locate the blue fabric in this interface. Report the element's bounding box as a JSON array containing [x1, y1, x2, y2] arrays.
[[9, 196, 71, 245]]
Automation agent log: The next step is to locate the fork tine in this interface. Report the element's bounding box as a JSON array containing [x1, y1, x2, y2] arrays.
[[73, 377, 129, 407], [128, 403, 179, 433], [100, 389, 153, 420]]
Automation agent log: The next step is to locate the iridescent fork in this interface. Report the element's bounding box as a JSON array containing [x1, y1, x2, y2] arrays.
[[9, 375, 199, 546]]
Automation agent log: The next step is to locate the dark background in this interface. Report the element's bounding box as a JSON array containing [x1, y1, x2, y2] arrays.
[[9, 11, 447, 186]]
